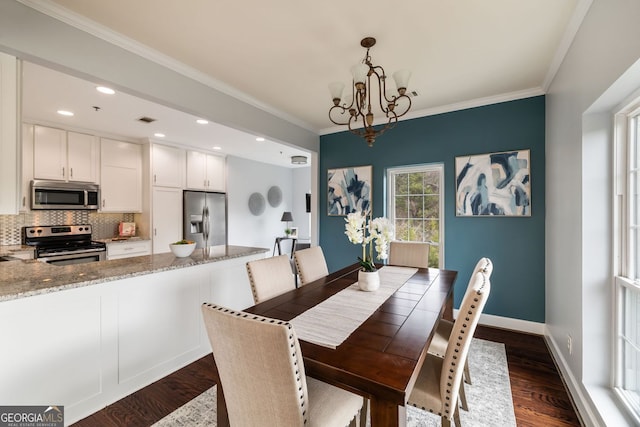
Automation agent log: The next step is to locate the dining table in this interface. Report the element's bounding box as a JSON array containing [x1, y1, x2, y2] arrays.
[[212, 262, 457, 427]]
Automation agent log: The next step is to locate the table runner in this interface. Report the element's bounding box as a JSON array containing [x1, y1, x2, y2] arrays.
[[290, 266, 418, 348]]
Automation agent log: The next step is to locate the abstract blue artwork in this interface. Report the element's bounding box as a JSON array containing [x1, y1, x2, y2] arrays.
[[327, 165, 372, 216], [455, 150, 531, 216]]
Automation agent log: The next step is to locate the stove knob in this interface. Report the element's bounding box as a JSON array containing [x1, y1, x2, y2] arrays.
[[29, 229, 35, 234]]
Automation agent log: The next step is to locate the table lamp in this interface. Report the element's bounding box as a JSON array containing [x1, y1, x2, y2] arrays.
[[281, 211, 293, 235]]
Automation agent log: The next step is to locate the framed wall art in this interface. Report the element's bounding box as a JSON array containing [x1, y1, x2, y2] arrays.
[[327, 165, 372, 216], [455, 149, 531, 217]]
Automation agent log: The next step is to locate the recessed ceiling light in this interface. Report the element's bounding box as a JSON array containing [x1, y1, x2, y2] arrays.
[[212, 146, 222, 150], [256, 137, 265, 142], [154, 133, 165, 138], [96, 86, 115, 95], [57, 110, 74, 116], [196, 119, 209, 125]]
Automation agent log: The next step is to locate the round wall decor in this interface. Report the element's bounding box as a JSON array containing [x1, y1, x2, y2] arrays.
[[267, 185, 283, 207], [248, 192, 266, 216]]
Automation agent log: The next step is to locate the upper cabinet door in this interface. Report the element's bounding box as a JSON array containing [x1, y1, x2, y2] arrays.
[[33, 125, 66, 181], [186, 150, 207, 190], [100, 138, 142, 212], [186, 150, 225, 191], [33, 127, 98, 183], [205, 154, 225, 192], [152, 144, 185, 188], [67, 131, 98, 183]]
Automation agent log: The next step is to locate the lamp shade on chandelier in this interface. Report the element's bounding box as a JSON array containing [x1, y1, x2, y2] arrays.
[[328, 37, 412, 147]]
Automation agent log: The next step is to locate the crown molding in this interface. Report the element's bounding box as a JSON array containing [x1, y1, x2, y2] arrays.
[[318, 87, 545, 136], [542, 0, 593, 91], [16, 0, 316, 133]]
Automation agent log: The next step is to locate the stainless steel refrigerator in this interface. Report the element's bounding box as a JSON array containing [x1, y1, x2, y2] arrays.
[[183, 191, 227, 249]]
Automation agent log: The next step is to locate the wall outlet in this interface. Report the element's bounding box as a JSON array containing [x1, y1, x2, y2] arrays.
[[567, 334, 573, 355]]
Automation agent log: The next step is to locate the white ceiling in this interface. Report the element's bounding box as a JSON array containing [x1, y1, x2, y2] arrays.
[[20, 0, 585, 163]]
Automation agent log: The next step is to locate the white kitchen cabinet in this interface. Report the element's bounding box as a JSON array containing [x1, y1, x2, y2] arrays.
[[0, 52, 19, 215], [20, 123, 33, 212], [33, 127, 98, 182], [186, 150, 225, 191], [152, 144, 185, 188], [100, 138, 142, 212], [106, 240, 152, 260], [152, 187, 183, 254], [67, 131, 98, 182]]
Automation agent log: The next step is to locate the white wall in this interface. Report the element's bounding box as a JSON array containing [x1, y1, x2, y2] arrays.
[[227, 156, 297, 251], [546, 1, 640, 425]]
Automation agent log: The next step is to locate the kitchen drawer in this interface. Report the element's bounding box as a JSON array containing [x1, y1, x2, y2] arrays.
[[106, 240, 152, 260]]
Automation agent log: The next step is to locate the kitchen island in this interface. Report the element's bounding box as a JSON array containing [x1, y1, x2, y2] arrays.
[[0, 244, 267, 301], [0, 245, 268, 425]]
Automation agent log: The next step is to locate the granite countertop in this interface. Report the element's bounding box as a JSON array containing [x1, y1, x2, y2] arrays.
[[0, 245, 268, 302], [0, 245, 34, 258]]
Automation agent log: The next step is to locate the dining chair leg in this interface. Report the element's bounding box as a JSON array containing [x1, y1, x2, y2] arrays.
[[464, 359, 472, 385], [453, 405, 462, 427], [459, 381, 469, 411], [441, 416, 452, 427]]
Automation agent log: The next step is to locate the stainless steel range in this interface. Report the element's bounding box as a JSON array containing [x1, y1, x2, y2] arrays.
[[23, 225, 106, 265]]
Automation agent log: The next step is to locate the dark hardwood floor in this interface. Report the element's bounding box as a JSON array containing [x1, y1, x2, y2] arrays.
[[73, 325, 582, 426]]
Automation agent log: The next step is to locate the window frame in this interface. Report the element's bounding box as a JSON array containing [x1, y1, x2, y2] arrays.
[[614, 97, 640, 425], [385, 163, 444, 268]]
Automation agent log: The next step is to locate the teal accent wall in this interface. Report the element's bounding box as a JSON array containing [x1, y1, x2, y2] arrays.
[[319, 96, 545, 323]]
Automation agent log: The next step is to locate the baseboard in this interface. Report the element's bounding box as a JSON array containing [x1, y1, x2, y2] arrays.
[[453, 310, 546, 335], [545, 332, 603, 426]]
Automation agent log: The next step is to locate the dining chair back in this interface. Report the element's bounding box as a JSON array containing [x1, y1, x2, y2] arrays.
[[427, 257, 493, 410], [246, 255, 296, 304], [408, 271, 491, 426], [388, 241, 430, 268], [201, 303, 363, 427], [293, 246, 329, 286]]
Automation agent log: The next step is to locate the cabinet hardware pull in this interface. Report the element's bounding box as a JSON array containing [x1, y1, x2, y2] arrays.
[[70, 167, 73, 178], [22, 196, 25, 207], [154, 228, 157, 236], [102, 199, 105, 208], [62, 167, 65, 177], [154, 174, 156, 183]]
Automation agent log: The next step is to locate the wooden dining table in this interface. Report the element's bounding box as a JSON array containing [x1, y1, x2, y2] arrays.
[[212, 263, 457, 427]]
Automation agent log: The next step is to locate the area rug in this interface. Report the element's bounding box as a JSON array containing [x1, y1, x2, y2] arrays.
[[153, 338, 516, 426]]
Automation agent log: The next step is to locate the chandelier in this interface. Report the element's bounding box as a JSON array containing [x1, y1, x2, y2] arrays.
[[328, 37, 412, 147]]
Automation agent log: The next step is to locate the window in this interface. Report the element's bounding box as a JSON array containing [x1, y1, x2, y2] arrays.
[[386, 164, 444, 267], [615, 98, 640, 423]]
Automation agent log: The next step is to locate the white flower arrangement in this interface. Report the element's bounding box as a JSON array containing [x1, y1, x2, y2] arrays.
[[344, 211, 394, 272]]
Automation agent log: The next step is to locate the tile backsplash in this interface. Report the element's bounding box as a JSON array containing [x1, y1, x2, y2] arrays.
[[0, 211, 135, 245]]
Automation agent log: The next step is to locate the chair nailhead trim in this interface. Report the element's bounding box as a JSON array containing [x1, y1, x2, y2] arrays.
[[203, 302, 309, 424]]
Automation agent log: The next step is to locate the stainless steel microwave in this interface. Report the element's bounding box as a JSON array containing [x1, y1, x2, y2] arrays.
[[31, 180, 100, 210]]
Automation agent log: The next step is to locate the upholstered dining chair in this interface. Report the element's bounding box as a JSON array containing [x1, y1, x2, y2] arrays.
[[408, 271, 491, 427], [201, 303, 364, 427], [426, 257, 493, 411], [388, 241, 430, 268], [246, 255, 296, 304], [293, 246, 329, 286]]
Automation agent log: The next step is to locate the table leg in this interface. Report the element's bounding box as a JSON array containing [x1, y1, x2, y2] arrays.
[[369, 398, 406, 427]]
